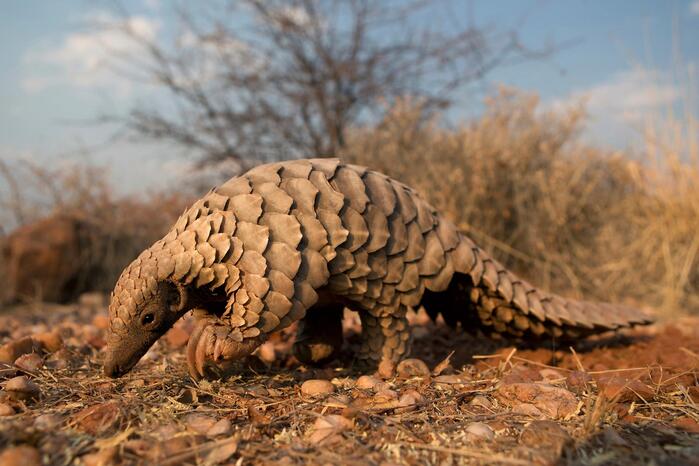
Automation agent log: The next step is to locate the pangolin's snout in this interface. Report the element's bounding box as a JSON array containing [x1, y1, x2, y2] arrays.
[[103, 359, 124, 378]]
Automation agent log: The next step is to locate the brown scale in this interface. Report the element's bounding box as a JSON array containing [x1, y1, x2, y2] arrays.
[[104, 158, 655, 381]]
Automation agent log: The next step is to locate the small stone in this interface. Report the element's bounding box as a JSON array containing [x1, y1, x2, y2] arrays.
[[206, 418, 233, 437], [565, 370, 591, 393], [14, 353, 43, 372], [395, 389, 424, 413], [32, 331, 63, 353], [355, 375, 381, 390], [0, 337, 37, 364], [520, 420, 572, 456], [396, 358, 430, 378], [673, 416, 699, 434], [512, 403, 543, 417], [0, 402, 15, 416], [301, 379, 335, 397], [165, 327, 190, 348], [465, 422, 494, 441], [469, 395, 492, 409], [539, 368, 564, 381], [433, 374, 469, 389], [34, 413, 62, 430], [206, 437, 238, 464], [500, 366, 542, 385], [4, 376, 40, 401], [81, 447, 118, 466], [184, 413, 217, 434], [45, 348, 72, 370], [497, 383, 578, 419], [374, 388, 398, 402], [327, 394, 350, 407], [72, 402, 121, 435], [0, 445, 42, 466], [306, 414, 353, 445], [92, 314, 110, 330], [597, 376, 655, 402]]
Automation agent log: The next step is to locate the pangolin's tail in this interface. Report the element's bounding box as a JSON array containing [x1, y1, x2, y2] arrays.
[[420, 233, 654, 341]]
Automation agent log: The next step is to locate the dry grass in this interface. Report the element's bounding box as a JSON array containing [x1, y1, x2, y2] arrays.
[[343, 88, 699, 317]]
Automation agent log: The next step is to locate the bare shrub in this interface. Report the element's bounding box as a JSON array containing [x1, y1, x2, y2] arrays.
[[97, 0, 551, 170], [343, 88, 699, 316]]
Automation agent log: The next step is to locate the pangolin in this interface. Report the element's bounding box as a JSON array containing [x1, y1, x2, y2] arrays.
[[103, 158, 653, 379]]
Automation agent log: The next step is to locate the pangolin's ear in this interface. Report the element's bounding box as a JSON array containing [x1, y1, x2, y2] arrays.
[[162, 281, 188, 314]]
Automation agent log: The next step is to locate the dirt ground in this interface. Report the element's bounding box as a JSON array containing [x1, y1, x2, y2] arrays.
[[1, 300, 698, 465]]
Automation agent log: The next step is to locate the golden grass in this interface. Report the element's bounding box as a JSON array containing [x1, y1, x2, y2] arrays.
[[343, 88, 699, 317]]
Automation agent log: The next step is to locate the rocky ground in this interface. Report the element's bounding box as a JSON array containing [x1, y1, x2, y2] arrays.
[[1, 297, 698, 465]]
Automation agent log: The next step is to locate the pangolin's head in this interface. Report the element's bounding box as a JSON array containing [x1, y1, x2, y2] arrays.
[[103, 257, 190, 378]]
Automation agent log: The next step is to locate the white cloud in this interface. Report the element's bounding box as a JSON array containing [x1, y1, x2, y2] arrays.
[[144, 0, 160, 10], [549, 68, 680, 148], [691, 0, 699, 15], [21, 13, 159, 95]]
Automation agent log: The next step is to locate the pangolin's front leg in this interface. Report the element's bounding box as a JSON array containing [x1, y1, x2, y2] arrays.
[[186, 315, 266, 379], [292, 303, 344, 365], [357, 307, 411, 378]]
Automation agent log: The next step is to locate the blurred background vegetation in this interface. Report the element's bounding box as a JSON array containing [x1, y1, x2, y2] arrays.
[[0, 0, 697, 318]]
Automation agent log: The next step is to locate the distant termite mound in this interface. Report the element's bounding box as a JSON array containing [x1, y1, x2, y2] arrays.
[[1, 214, 103, 304]]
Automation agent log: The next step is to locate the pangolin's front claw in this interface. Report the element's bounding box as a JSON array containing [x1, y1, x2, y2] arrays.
[[186, 320, 207, 379], [194, 325, 215, 378]]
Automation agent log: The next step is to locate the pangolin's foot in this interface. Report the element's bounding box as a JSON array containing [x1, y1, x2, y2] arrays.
[[357, 309, 411, 379], [186, 318, 266, 380], [292, 303, 344, 366]]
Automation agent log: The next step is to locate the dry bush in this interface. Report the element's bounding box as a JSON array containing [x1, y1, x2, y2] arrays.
[[0, 161, 190, 301], [343, 88, 699, 316]]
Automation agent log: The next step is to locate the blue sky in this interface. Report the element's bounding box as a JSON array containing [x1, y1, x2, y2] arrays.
[[1, 0, 698, 193]]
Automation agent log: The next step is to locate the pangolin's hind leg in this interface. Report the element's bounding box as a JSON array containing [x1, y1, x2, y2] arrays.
[[292, 302, 344, 365], [357, 307, 411, 378]]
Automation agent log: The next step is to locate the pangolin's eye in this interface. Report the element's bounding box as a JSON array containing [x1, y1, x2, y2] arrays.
[[141, 313, 155, 325]]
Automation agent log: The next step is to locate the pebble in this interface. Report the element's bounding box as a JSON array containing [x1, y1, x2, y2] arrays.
[[597, 376, 655, 402], [396, 358, 431, 378], [0, 337, 36, 364], [520, 420, 572, 456], [433, 374, 469, 389], [539, 368, 564, 381], [301, 379, 335, 397], [82, 448, 118, 466], [4, 376, 40, 401], [469, 395, 492, 409], [465, 422, 495, 441], [0, 445, 42, 466], [0, 402, 15, 416], [34, 413, 62, 430], [33, 331, 63, 353], [184, 413, 217, 434], [497, 383, 578, 419], [565, 370, 591, 393], [206, 437, 238, 464], [14, 353, 43, 372], [306, 414, 353, 445], [395, 389, 424, 413], [355, 375, 381, 390], [72, 402, 121, 435], [206, 418, 233, 437]]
